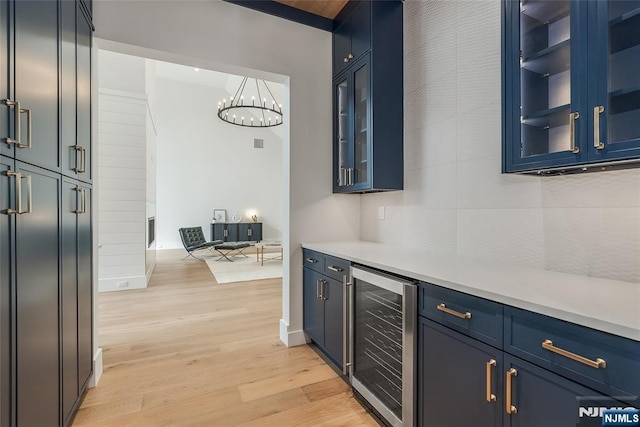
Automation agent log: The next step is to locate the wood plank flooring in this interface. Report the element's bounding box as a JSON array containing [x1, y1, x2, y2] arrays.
[[74, 249, 377, 426]]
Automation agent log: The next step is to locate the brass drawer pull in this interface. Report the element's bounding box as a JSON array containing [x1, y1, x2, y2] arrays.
[[486, 359, 496, 402], [305, 258, 318, 264], [542, 340, 606, 369], [506, 368, 517, 415], [327, 265, 343, 272], [437, 303, 471, 319]]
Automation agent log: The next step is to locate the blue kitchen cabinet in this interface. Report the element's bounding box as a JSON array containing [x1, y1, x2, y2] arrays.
[[503, 0, 640, 173], [333, 0, 370, 77], [418, 282, 639, 427], [302, 250, 346, 370], [303, 268, 325, 348], [419, 318, 503, 427], [503, 354, 628, 427], [333, 0, 403, 193]]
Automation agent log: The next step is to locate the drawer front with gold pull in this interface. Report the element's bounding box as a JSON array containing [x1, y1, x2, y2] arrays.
[[419, 282, 503, 347], [504, 306, 640, 403]]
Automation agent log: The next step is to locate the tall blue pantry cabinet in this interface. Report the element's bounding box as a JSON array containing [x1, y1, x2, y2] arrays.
[[0, 0, 94, 425], [503, 0, 640, 173]]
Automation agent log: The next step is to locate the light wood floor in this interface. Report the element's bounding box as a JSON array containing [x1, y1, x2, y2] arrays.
[[74, 249, 377, 426]]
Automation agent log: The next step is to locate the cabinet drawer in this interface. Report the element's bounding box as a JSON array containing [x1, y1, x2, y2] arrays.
[[323, 255, 350, 282], [504, 306, 640, 405], [419, 283, 503, 348], [302, 249, 323, 273]]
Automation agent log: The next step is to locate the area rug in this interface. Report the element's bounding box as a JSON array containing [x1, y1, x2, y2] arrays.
[[205, 254, 282, 284]]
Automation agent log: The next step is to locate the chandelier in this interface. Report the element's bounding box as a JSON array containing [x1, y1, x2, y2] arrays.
[[217, 77, 283, 128]]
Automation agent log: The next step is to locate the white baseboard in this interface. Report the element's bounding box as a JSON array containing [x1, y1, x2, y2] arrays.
[[88, 347, 103, 388], [98, 275, 147, 292], [145, 262, 156, 284], [279, 319, 309, 347]]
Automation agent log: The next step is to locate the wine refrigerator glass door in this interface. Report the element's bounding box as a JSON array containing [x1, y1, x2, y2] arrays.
[[350, 267, 416, 427]]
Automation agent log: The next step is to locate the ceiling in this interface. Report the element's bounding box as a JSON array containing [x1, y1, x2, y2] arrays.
[[272, 0, 348, 19]]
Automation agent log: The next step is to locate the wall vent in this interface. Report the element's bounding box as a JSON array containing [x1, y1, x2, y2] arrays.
[[254, 138, 264, 149]]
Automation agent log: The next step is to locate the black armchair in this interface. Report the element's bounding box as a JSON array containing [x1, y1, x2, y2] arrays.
[[179, 227, 223, 261]]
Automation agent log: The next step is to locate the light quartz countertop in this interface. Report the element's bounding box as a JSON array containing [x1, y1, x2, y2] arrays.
[[302, 241, 640, 342]]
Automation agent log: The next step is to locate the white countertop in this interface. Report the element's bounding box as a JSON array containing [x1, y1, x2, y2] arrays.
[[302, 241, 640, 342]]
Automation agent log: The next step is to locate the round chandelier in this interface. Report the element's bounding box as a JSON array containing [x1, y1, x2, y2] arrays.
[[217, 77, 283, 128]]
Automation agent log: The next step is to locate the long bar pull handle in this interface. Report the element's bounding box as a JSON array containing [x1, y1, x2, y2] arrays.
[[74, 146, 87, 173], [506, 368, 517, 415], [74, 187, 86, 214], [342, 275, 351, 375], [486, 359, 496, 402], [316, 279, 321, 299], [542, 340, 606, 368], [437, 303, 471, 319], [16, 174, 32, 214], [320, 280, 327, 301], [570, 112, 580, 154], [2, 99, 20, 146], [594, 106, 605, 150], [327, 265, 343, 272], [305, 257, 318, 264], [3, 171, 20, 215], [20, 107, 32, 149]]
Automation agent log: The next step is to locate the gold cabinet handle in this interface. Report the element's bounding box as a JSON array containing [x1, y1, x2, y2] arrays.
[[506, 368, 517, 415], [486, 359, 496, 402], [437, 303, 471, 319], [327, 265, 343, 272], [305, 257, 318, 264], [570, 112, 580, 153], [541, 340, 606, 369], [594, 106, 605, 149]]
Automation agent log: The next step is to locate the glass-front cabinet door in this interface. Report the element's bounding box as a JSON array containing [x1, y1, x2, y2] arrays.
[[504, 0, 640, 173], [591, 0, 640, 162], [504, 0, 587, 172], [335, 77, 351, 189], [352, 60, 370, 189], [333, 55, 371, 192]]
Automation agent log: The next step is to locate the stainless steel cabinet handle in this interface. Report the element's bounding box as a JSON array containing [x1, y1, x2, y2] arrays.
[[594, 106, 605, 150], [74, 187, 86, 214], [347, 53, 354, 59], [316, 279, 321, 299], [343, 57, 349, 63], [327, 265, 343, 272], [486, 359, 496, 402], [79, 147, 87, 173], [2, 100, 31, 149], [542, 339, 606, 369], [437, 303, 471, 319], [569, 112, 580, 154], [12, 173, 32, 215], [305, 257, 318, 264], [2, 171, 19, 215], [342, 275, 351, 375], [320, 280, 327, 300], [506, 368, 517, 415]]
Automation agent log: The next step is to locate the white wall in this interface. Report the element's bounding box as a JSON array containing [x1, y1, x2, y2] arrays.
[[361, 0, 640, 284], [94, 0, 360, 345], [154, 76, 284, 248], [97, 50, 158, 292]]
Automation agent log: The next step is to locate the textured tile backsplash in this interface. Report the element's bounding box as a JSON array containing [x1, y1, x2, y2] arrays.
[[360, 0, 640, 283]]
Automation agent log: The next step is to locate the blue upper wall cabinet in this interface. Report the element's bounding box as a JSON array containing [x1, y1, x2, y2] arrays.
[[333, 0, 403, 193], [503, 0, 640, 173]]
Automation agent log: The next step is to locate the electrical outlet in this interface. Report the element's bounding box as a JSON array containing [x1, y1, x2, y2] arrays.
[[378, 206, 385, 220], [117, 281, 129, 288]]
